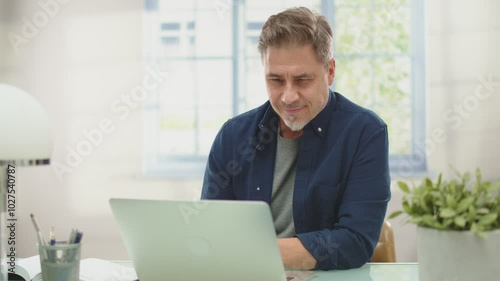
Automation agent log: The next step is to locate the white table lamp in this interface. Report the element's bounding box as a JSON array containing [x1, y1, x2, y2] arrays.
[[0, 83, 53, 281]]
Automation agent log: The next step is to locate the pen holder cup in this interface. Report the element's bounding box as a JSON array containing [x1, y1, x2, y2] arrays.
[[37, 242, 81, 281]]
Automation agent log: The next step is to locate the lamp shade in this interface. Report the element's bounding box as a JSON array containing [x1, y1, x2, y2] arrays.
[[0, 83, 53, 163]]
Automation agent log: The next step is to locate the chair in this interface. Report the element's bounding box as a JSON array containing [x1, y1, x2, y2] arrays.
[[371, 220, 396, 262]]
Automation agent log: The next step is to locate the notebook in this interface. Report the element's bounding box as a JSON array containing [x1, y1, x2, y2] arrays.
[[109, 198, 315, 281]]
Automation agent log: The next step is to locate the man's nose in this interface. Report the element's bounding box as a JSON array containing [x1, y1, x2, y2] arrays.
[[282, 82, 299, 104]]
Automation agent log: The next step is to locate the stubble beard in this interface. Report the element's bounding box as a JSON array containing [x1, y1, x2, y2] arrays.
[[283, 115, 307, 132]]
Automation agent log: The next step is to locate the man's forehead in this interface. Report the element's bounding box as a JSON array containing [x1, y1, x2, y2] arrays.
[[263, 45, 322, 71], [264, 60, 318, 76], [265, 70, 315, 78]]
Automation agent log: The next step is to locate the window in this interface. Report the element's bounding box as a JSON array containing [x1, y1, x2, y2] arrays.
[[143, 0, 425, 179]]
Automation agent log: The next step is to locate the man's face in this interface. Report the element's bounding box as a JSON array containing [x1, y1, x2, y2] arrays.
[[263, 44, 335, 133]]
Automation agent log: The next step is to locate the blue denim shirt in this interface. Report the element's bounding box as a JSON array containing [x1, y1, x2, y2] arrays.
[[201, 91, 391, 270]]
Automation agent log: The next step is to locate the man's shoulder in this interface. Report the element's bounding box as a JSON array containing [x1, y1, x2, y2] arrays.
[[220, 101, 271, 136]]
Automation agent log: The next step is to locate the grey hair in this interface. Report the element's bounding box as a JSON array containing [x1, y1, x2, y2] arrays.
[[258, 7, 333, 67]]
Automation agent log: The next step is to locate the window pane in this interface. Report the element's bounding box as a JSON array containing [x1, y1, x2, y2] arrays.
[[145, 1, 234, 160], [144, 0, 424, 177], [333, 0, 414, 157], [373, 57, 411, 106], [145, 11, 232, 58], [372, 5, 410, 53], [247, 0, 320, 10], [243, 57, 267, 111], [374, 0, 410, 6], [335, 0, 371, 5], [334, 58, 373, 107], [335, 6, 372, 54], [375, 105, 412, 154], [156, 59, 232, 156]]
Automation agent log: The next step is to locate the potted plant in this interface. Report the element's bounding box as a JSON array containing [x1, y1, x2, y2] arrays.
[[390, 167, 500, 281]]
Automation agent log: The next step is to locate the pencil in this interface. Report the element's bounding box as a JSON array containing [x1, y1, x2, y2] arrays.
[[30, 213, 47, 260]]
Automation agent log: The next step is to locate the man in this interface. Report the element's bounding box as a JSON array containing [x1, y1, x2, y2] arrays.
[[201, 7, 390, 271]]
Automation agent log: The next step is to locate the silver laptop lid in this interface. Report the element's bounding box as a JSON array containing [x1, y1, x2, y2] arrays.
[[109, 198, 287, 281]]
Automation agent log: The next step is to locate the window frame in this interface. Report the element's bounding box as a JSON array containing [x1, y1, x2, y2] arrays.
[[142, 0, 426, 179]]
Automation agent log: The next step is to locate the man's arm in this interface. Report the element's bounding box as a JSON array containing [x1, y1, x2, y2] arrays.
[[201, 121, 237, 200], [278, 237, 317, 270], [295, 124, 390, 270]]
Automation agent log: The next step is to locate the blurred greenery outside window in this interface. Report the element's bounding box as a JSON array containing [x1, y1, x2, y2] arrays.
[[143, 0, 425, 179]]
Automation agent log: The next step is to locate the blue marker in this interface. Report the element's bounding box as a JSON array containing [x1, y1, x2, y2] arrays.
[[49, 226, 56, 245], [74, 231, 83, 244]]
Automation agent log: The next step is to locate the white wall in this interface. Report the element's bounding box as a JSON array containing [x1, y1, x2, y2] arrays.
[[1, 0, 499, 262], [1, 0, 203, 260], [388, 0, 500, 262]]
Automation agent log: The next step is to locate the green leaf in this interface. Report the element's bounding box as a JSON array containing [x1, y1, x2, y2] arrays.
[[425, 178, 433, 189], [436, 173, 443, 189], [477, 208, 490, 215], [388, 210, 403, 219], [454, 216, 466, 228], [477, 231, 487, 239], [403, 201, 413, 214], [468, 205, 477, 218], [439, 208, 456, 218], [409, 217, 424, 225], [442, 218, 453, 227], [398, 181, 410, 193], [478, 213, 498, 226], [432, 221, 446, 230], [471, 222, 478, 233], [449, 180, 456, 193], [456, 197, 474, 213], [463, 172, 471, 185], [475, 167, 482, 185], [445, 194, 457, 209], [421, 214, 435, 226], [449, 180, 459, 193]]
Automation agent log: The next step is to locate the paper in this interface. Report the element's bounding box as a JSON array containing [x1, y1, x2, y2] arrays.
[[79, 258, 138, 281], [16, 255, 41, 280], [286, 269, 316, 281], [16, 256, 138, 281]]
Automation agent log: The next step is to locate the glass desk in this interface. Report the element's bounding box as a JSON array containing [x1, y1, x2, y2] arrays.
[[313, 263, 418, 280], [114, 262, 418, 281]]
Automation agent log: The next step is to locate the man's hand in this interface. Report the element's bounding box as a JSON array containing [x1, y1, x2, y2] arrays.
[[278, 237, 317, 270]]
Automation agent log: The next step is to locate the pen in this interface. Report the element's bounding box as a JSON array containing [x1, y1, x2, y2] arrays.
[[64, 229, 83, 263], [49, 226, 56, 245], [68, 228, 78, 244], [73, 231, 83, 244], [30, 214, 46, 246], [30, 213, 47, 259]]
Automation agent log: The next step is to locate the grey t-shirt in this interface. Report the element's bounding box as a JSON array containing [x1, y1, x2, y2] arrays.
[[271, 132, 301, 238]]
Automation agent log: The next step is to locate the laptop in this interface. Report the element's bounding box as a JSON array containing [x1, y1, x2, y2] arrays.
[[109, 198, 313, 281]]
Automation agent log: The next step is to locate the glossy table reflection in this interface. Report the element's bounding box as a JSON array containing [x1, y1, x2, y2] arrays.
[[313, 263, 418, 280], [115, 262, 419, 280]]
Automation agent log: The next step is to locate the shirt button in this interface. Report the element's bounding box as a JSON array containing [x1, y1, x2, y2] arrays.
[[259, 124, 264, 129], [256, 145, 264, 151], [256, 186, 260, 191], [318, 127, 322, 132]]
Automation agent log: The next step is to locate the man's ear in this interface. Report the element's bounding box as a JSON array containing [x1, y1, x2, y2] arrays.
[[327, 59, 335, 86]]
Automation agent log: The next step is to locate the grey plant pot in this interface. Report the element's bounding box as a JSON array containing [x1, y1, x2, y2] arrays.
[[417, 226, 500, 281]]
